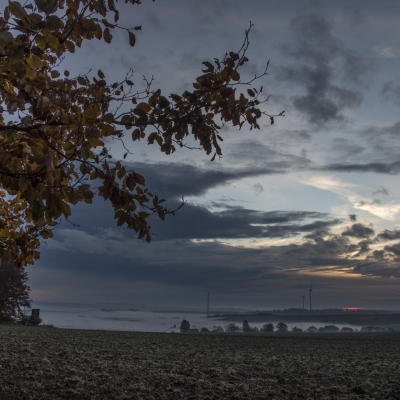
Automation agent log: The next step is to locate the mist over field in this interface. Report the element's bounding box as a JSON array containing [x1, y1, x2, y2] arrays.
[[34, 302, 400, 333]]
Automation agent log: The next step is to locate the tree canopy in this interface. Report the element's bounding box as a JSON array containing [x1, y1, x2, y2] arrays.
[[0, 0, 282, 266]]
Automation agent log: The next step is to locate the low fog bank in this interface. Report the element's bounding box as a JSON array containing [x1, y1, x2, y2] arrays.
[[30, 302, 399, 333]]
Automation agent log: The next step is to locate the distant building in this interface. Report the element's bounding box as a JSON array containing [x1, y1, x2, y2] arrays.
[[31, 309, 40, 317]]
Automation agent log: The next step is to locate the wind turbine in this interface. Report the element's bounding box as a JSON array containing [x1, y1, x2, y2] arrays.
[[207, 289, 210, 318], [309, 285, 313, 314], [302, 294, 305, 310]]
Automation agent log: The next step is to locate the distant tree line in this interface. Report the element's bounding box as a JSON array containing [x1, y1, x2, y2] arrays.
[[179, 319, 396, 334]]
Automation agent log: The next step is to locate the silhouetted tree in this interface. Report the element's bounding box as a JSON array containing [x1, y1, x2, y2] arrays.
[[361, 326, 386, 332], [179, 319, 190, 333], [340, 327, 354, 333], [260, 323, 274, 332], [242, 319, 256, 332], [276, 322, 288, 332], [318, 325, 339, 333], [0, 259, 31, 322], [225, 322, 240, 332], [213, 325, 225, 332], [291, 326, 303, 333]]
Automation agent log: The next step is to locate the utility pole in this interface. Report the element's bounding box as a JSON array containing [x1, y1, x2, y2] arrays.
[[207, 290, 210, 318], [302, 294, 305, 310], [309, 285, 313, 314]]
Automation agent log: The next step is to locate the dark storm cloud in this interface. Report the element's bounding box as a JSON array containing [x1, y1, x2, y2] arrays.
[[352, 262, 400, 278], [355, 240, 371, 256], [69, 160, 285, 232], [319, 160, 400, 174], [38, 244, 287, 287], [383, 243, 400, 257], [371, 250, 385, 261], [38, 235, 293, 291], [341, 223, 375, 238], [277, 13, 369, 125], [285, 234, 352, 259], [304, 229, 329, 242], [68, 159, 337, 240], [149, 205, 338, 240], [37, 219, 400, 302], [382, 81, 400, 105], [376, 229, 400, 241], [128, 161, 285, 201]]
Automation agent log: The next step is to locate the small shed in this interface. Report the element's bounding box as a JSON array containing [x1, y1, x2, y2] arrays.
[[31, 309, 40, 317]]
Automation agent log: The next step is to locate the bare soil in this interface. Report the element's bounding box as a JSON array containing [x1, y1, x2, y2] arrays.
[[1, 324, 400, 399]]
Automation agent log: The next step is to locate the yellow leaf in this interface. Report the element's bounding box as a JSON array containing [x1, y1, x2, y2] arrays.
[[40, 228, 53, 239], [90, 170, 99, 180], [66, 0, 79, 12], [0, 229, 11, 238], [46, 15, 64, 30], [85, 103, 100, 119], [102, 125, 115, 135], [231, 70, 240, 81], [128, 31, 136, 47], [87, 136, 103, 147], [117, 167, 126, 179], [137, 102, 151, 113], [80, 163, 87, 174], [60, 201, 71, 217], [35, 0, 58, 13], [102, 113, 114, 123], [8, 1, 28, 20], [44, 31, 59, 50], [25, 67, 36, 80], [64, 40, 75, 53], [126, 175, 136, 190], [132, 129, 141, 141], [104, 28, 112, 43], [35, 35, 47, 50], [95, 24, 102, 40]]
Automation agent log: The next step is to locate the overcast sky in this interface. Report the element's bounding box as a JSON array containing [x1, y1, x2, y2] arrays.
[[28, 0, 400, 311]]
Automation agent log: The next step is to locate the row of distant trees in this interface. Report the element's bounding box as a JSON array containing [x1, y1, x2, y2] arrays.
[[181, 319, 394, 333]]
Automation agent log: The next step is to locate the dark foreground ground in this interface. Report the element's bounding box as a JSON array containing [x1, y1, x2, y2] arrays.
[[1, 325, 400, 399]]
